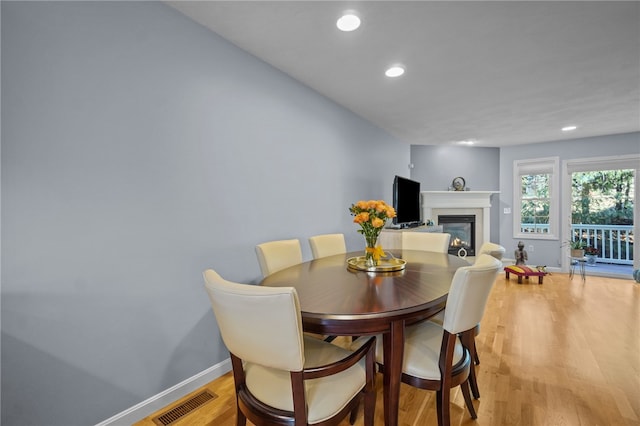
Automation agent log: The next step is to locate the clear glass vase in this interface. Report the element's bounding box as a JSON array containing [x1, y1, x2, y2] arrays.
[[364, 235, 379, 267]]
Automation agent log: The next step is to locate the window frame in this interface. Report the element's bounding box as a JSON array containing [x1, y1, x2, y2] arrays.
[[513, 157, 559, 240]]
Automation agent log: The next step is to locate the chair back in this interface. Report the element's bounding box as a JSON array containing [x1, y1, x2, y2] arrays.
[[443, 254, 501, 335], [402, 232, 451, 253], [309, 233, 347, 259], [477, 242, 506, 260], [255, 239, 303, 278], [203, 269, 305, 371]]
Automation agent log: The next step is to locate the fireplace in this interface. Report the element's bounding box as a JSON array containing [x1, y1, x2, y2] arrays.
[[438, 215, 476, 256], [422, 191, 499, 259]]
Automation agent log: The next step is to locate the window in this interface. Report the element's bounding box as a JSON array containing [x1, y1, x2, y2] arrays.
[[514, 157, 559, 239]]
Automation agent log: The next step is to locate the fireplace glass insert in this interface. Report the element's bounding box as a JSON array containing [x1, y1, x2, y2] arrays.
[[438, 215, 476, 256]]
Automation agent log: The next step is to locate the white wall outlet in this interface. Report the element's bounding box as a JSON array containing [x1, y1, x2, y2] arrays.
[[528, 245, 534, 252], [503, 207, 511, 214]]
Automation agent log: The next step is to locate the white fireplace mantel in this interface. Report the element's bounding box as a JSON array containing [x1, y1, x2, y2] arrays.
[[421, 191, 499, 209], [422, 191, 500, 253]]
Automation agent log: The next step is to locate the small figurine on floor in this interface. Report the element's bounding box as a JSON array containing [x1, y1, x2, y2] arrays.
[[515, 241, 528, 265], [536, 265, 550, 275]]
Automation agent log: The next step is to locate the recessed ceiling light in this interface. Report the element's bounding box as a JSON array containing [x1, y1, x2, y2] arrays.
[[562, 125, 578, 132], [336, 13, 360, 32], [457, 140, 476, 145], [385, 65, 405, 78]]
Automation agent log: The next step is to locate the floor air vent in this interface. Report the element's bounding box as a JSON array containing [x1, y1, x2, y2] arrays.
[[152, 390, 217, 426]]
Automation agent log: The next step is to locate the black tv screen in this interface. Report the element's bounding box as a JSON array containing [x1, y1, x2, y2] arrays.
[[393, 176, 421, 225]]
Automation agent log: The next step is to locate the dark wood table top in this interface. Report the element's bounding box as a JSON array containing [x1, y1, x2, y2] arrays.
[[261, 250, 469, 333]]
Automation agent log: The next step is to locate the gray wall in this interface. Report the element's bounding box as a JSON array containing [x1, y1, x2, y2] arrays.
[[410, 145, 501, 242], [0, 2, 409, 425], [499, 132, 639, 267]]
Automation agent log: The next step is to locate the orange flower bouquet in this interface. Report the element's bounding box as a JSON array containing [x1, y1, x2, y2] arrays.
[[349, 200, 396, 266]]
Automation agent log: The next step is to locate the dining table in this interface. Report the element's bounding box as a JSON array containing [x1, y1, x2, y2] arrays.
[[260, 249, 469, 426]]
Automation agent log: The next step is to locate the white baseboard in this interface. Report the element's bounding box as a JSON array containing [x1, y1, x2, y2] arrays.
[[95, 358, 231, 426]]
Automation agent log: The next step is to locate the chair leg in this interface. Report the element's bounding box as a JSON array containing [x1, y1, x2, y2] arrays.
[[471, 342, 481, 398], [470, 326, 481, 398], [362, 385, 376, 426], [349, 400, 360, 425], [460, 330, 481, 399], [460, 381, 478, 419], [235, 407, 247, 426], [468, 359, 480, 399], [469, 333, 480, 398], [436, 389, 450, 426], [473, 337, 480, 365]]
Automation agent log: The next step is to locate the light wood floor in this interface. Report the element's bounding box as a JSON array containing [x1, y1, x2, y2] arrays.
[[135, 272, 640, 426]]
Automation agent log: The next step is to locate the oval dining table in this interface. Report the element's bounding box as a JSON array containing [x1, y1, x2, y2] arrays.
[[260, 249, 469, 426]]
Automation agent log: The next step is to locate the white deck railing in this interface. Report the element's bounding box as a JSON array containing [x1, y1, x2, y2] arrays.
[[521, 223, 634, 265], [571, 224, 634, 265]]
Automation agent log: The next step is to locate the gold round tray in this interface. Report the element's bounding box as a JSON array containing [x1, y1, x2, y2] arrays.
[[347, 256, 407, 272]]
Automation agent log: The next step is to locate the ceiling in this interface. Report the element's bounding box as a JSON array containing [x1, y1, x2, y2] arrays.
[[167, 1, 640, 147]]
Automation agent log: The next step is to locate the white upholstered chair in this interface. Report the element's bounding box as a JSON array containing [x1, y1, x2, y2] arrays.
[[476, 242, 506, 262], [255, 238, 303, 278], [465, 242, 505, 396], [432, 242, 505, 399], [404, 231, 453, 333], [357, 254, 501, 426], [203, 269, 377, 426], [308, 233, 347, 259], [401, 232, 451, 253]]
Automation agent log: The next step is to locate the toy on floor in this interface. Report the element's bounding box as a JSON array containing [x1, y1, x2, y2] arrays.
[[536, 265, 551, 275]]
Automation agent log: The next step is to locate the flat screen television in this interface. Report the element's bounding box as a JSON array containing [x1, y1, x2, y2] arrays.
[[392, 175, 422, 227]]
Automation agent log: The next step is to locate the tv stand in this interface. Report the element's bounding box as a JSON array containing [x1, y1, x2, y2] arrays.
[[379, 225, 444, 250], [386, 222, 424, 230], [400, 222, 424, 229]]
